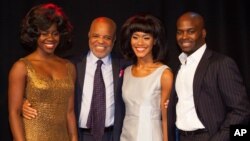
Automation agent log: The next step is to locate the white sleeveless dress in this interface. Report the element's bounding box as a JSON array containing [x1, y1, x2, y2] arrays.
[[120, 65, 169, 141]]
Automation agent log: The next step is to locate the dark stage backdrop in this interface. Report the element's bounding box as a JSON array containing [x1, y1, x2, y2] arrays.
[[1, 0, 249, 140]]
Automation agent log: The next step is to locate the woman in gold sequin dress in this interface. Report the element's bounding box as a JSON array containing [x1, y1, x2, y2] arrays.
[[8, 3, 78, 141]]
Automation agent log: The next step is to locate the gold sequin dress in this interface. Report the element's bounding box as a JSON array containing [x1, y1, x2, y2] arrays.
[[21, 58, 74, 141]]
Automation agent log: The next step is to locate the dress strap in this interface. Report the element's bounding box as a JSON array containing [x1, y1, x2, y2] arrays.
[[65, 61, 75, 81], [19, 58, 34, 73]]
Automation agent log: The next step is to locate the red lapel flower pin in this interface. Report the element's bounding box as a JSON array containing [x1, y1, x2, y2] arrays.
[[119, 69, 124, 77]]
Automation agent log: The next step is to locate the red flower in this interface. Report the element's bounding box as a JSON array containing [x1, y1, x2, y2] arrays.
[[119, 69, 124, 77]]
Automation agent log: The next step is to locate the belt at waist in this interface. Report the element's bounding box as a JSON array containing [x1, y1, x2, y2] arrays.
[[79, 126, 113, 133], [178, 128, 208, 136]]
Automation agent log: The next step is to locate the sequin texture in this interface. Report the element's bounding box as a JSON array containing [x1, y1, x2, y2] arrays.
[[21, 58, 74, 141]]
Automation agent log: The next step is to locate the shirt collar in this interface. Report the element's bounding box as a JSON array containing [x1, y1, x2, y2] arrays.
[[179, 44, 207, 65], [87, 51, 111, 66]]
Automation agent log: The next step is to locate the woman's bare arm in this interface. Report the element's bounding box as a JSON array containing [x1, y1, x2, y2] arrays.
[[161, 68, 173, 141], [8, 61, 27, 141]]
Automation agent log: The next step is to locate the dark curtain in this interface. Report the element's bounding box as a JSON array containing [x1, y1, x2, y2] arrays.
[[1, 0, 249, 140]]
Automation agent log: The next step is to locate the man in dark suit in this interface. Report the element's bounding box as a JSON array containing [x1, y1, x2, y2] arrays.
[[168, 12, 250, 141], [22, 17, 128, 141], [72, 17, 128, 141]]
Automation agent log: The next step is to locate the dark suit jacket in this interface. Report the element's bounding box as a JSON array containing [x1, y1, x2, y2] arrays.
[[168, 48, 250, 141], [71, 51, 129, 141]]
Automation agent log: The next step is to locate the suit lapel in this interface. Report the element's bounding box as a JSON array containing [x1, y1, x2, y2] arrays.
[[76, 55, 87, 115], [193, 49, 212, 99], [112, 57, 120, 102]]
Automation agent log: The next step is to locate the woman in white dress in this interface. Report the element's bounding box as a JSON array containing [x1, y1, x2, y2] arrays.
[[119, 14, 173, 141]]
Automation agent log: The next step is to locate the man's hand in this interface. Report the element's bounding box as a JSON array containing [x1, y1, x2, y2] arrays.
[[22, 99, 37, 119]]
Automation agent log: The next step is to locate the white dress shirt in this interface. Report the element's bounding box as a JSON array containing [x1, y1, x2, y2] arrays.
[[175, 44, 206, 131], [79, 51, 114, 128]]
